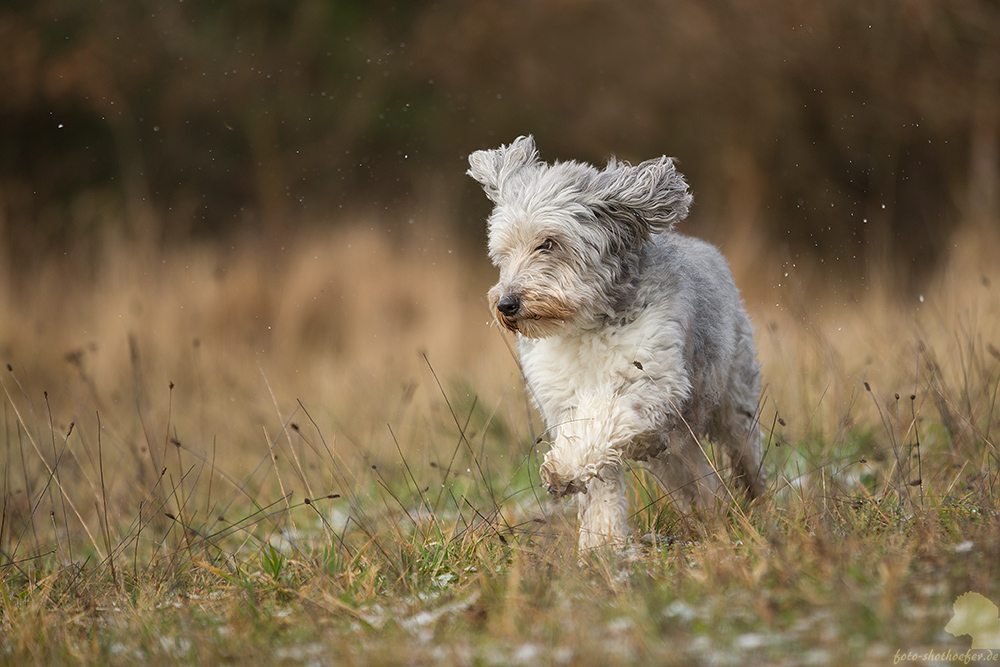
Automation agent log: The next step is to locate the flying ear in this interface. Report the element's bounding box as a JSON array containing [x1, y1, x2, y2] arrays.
[[595, 156, 692, 236], [467, 135, 539, 202]]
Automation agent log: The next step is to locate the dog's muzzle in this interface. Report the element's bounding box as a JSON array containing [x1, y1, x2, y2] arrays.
[[489, 287, 574, 336], [493, 293, 523, 333]]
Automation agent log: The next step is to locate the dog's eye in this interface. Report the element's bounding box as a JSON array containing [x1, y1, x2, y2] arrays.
[[535, 238, 556, 253]]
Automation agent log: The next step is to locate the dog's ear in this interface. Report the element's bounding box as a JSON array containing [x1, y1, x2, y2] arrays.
[[467, 135, 539, 202], [595, 156, 692, 236]]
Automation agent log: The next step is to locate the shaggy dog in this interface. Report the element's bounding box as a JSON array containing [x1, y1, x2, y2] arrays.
[[468, 136, 765, 550]]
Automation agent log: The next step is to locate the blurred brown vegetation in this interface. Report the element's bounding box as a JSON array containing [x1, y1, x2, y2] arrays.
[[1, 0, 999, 296]]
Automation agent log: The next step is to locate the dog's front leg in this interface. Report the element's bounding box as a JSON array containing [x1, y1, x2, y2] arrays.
[[539, 431, 631, 549], [539, 392, 647, 494], [576, 465, 629, 550], [538, 393, 647, 549], [539, 417, 631, 498]]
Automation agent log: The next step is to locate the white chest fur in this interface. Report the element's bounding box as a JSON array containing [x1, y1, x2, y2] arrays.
[[518, 309, 681, 428]]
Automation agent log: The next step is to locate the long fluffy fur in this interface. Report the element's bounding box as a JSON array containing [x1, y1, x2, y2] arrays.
[[469, 135, 764, 550]]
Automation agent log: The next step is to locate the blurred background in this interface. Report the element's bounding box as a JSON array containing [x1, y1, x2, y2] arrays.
[[3, 0, 999, 287], [1, 1, 999, 458]]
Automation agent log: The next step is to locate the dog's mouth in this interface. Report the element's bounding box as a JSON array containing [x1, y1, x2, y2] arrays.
[[495, 309, 570, 338], [494, 308, 550, 329], [496, 312, 522, 333]]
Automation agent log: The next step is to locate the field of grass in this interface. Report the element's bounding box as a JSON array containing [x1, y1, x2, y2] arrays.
[[2, 223, 999, 665]]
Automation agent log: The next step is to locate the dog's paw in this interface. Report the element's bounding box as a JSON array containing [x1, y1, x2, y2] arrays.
[[545, 478, 588, 498], [540, 460, 588, 498]]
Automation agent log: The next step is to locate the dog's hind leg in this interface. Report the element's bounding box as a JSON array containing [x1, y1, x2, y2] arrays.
[[643, 435, 722, 513], [721, 321, 766, 499], [576, 464, 630, 551], [721, 408, 765, 500]]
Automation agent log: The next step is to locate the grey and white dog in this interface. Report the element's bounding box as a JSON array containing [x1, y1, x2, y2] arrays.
[[468, 136, 765, 550]]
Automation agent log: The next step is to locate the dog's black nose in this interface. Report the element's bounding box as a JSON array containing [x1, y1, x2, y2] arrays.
[[497, 294, 521, 317]]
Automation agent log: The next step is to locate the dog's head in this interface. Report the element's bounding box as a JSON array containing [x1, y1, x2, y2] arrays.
[[468, 135, 692, 337]]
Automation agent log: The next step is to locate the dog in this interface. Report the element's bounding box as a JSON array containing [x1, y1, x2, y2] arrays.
[[468, 135, 765, 550]]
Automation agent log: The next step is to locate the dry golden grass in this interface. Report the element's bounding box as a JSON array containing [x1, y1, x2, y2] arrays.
[[1, 219, 998, 665]]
